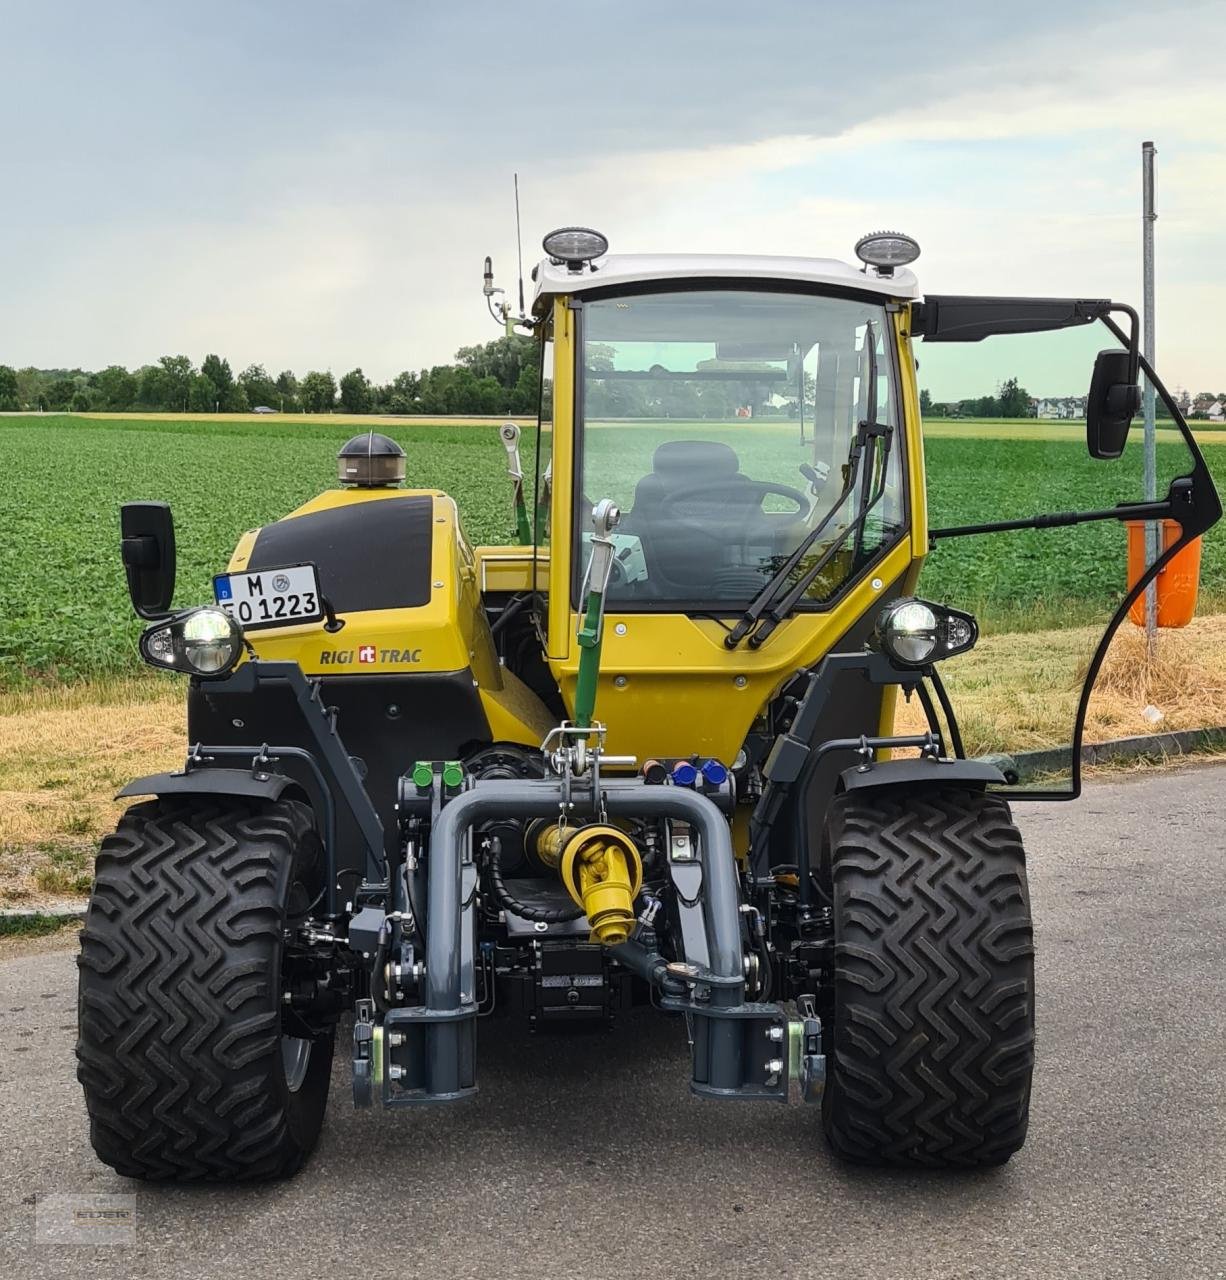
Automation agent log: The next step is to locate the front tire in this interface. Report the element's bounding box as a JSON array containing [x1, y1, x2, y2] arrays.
[[76, 797, 334, 1182], [822, 786, 1035, 1167]]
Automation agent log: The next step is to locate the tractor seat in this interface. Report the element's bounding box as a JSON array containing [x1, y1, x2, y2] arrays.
[[626, 440, 747, 524], [623, 440, 752, 589]]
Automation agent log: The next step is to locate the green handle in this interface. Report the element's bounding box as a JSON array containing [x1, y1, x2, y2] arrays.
[[513, 494, 532, 545], [573, 589, 603, 728]]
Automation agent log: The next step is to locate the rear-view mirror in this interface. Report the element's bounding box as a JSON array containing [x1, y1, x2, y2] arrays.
[[1086, 348, 1141, 460], [120, 501, 176, 618]]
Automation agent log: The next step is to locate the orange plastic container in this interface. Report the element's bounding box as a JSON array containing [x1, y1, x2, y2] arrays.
[[1125, 519, 1202, 628]]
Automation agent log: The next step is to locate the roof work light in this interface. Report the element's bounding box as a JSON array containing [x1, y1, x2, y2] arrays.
[[854, 231, 921, 277]]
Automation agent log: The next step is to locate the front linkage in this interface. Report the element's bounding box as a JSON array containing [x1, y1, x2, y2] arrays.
[[120, 633, 1001, 1116]]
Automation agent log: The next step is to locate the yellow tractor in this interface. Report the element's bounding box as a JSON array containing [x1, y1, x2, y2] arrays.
[[78, 229, 1220, 1179]]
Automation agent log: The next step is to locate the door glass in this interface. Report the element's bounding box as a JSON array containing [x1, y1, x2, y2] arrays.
[[911, 323, 1215, 793]]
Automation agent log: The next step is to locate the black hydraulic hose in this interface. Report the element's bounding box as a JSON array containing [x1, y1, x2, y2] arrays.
[[927, 667, 966, 759], [490, 591, 531, 638], [913, 679, 947, 754], [485, 836, 583, 923]]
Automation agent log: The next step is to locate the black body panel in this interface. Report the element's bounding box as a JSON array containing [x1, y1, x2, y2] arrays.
[[247, 497, 433, 613], [117, 767, 296, 802], [188, 671, 491, 860], [910, 295, 1110, 343], [838, 757, 1004, 792], [769, 581, 903, 872]]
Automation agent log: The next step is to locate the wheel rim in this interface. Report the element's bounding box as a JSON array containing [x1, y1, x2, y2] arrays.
[[281, 1034, 312, 1093]]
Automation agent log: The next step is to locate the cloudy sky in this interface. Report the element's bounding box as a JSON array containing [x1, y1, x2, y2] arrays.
[[2, 0, 1223, 400]]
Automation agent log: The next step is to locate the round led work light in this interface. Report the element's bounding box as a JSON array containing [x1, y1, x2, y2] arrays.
[[854, 230, 921, 276], [139, 607, 244, 678], [874, 597, 978, 668], [542, 227, 609, 272]]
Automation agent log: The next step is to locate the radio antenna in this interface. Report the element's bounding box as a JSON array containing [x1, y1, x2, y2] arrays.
[[514, 172, 526, 318]]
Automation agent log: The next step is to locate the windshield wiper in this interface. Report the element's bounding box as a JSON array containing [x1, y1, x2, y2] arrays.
[[724, 322, 891, 650]]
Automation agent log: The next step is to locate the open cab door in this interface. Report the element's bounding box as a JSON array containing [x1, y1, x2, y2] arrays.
[[910, 295, 1221, 798]]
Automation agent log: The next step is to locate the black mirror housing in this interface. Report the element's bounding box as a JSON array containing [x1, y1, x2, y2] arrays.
[[1087, 348, 1140, 459], [120, 501, 176, 619]]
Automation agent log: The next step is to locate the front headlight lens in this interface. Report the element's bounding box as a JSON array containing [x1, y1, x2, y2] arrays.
[[884, 600, 939, 664], [875, 597, 978, 668], [139, 607, 243, 677], [182, 608, 242, 673]]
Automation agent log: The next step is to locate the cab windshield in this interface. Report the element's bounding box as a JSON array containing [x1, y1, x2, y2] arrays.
[[578, 288, 904, 607]]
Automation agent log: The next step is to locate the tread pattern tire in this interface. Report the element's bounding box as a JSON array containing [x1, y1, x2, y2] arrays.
[[822, 786, 1035, 1167], [77, 797, 334, 1182]]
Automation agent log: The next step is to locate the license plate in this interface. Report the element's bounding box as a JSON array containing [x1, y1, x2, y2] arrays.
[[213, 563, 324, 630]]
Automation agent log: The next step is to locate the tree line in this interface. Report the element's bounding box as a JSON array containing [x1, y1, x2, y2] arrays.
[[0, 335, 548, 416], [919, 380, 1225, 421], [919, 378, 1035, 419]]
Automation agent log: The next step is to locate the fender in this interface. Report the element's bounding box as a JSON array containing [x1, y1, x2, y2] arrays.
[[838, 757, 1005, 793], [117, 767, 296, 803]]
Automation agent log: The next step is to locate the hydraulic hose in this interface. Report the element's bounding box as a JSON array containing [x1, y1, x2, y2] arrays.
[[485, 835, 583, 923]]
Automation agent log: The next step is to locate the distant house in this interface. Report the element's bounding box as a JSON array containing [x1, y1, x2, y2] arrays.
[[1206, 400, 1224, 423], [1191, 393, 1217, 417], [1036, 397, 1086, 420]]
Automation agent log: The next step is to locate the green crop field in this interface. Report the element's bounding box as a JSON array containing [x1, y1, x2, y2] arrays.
[[1, 413, 1223, 688]]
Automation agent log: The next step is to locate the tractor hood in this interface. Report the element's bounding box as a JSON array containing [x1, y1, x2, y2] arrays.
[[224, 488, 489, 678]]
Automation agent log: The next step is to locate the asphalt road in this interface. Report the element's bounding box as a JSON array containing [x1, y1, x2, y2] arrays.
[[2, 765, 1224, 1279]]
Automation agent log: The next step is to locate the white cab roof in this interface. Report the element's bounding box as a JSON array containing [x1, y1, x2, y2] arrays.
[[532, 253, 919, 311]]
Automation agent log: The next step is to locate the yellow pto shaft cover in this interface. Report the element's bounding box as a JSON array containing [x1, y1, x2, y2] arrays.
[[536, 823, 644, 946]]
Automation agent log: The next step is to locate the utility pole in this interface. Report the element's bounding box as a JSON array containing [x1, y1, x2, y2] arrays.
[[1142, 140, 1158, 652]]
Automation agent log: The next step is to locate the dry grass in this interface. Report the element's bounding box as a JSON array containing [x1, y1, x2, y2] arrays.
[[894, 613, 1226, 755], [1093, 617, 1226, 714], [0, 676, 183, 904]]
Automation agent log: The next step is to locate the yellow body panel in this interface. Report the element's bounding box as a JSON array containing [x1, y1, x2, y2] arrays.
[[227, 488, 553, 746], [546, 299, 577, 663], [540, 296, 927, 766], [552, 539, 914, 763], [473, 545, 550, 593], [878, 308, 929, 743]]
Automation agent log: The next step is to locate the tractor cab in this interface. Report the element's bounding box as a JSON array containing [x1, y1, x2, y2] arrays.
[[477, 245, 925, 773]]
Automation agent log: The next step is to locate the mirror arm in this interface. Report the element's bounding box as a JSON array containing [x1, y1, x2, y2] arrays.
[[1104, 303, 1141, 383], [929, 492, 1181, 546]]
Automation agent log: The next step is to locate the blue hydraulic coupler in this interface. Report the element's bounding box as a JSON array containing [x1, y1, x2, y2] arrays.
[[701, 758, 729, 787]]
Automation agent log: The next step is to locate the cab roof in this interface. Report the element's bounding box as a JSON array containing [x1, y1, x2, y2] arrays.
[[531, 252, 919, 312]]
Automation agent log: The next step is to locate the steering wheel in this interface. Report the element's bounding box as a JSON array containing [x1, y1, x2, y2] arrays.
[[665, 478, 810, 544]]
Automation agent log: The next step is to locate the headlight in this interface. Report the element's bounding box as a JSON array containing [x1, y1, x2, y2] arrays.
[[874, 597, 978, 668], [139, 606, 244, 677]]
